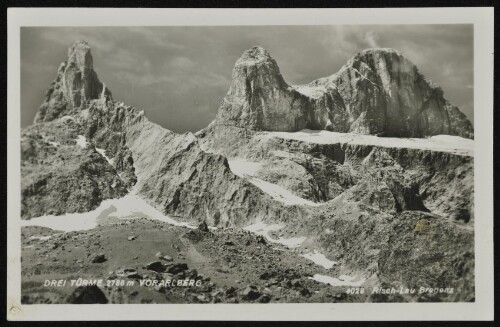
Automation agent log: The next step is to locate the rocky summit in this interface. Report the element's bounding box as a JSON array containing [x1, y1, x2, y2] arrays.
[[21, 41, 475, 304], [212, 46, 473, 138], [34, 40, 112, 123]]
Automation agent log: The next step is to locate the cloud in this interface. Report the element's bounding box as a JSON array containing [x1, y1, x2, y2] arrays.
[[364, 31, 380, 48], [106, 48, 152, 74], [21, 61, 57, 75], [126, 27, 186, 50], [39, 28, 117, 54], [169, 56, 196, 69]]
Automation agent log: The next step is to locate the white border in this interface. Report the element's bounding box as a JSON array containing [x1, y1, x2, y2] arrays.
[[7, 8, 494, 321]]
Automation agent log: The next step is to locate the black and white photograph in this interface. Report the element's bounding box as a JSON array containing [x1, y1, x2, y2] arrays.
[[6, 7, 494, 321]]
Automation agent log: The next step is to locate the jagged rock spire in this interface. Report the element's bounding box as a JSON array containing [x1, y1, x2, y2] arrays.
[[34, 40, 112, 123], [216, 46, 310, 132], [228, 46, 288, 99]]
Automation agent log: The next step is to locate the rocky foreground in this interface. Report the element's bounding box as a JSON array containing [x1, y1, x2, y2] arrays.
[[21, 41, 475, 303], [22, 219, 368, 304]]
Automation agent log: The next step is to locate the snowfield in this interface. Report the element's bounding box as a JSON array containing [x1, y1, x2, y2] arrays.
[[228, 159, 322, 207], [227, 158, 263, 177], [244, 221, 306, 248], [75, 135, 88, 148], [301, 250, 338, 269], [248, 178, 322, 206], [293, 84, 331, 99], [21, 192, 196, 232], [260, 129, 474, 157]]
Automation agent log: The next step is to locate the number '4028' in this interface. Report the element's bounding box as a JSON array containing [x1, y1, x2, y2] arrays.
[[346, 287, 365, 294]]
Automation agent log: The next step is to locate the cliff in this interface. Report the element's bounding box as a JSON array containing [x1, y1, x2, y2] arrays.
[[210, 47, 473, 138], [34, 40, 112, 123]]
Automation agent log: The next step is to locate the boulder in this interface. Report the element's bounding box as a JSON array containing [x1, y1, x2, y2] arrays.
[[165, 263, 189, 275], [90, 253, 107, 263], [66, 285, 108, 304], [240, 285, 261, 301], [145, 261, 166, 273], [198, 221, 209, 232], [162, 255, 174, 262]]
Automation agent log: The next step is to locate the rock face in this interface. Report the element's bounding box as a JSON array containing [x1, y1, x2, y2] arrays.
[[217, 47, 312, 132], [211, 47, 473, 138], [34, 40, 112, 123], [215, 46, 348, 132], [79, 100, 306, 227], [312, 48, 473, 138], [21, 117, 128, 219]]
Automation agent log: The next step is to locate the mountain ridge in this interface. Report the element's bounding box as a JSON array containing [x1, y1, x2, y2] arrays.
[[34, 41, 473, 139], [23, 40, 474, 224], [210, 45, 473, 138]]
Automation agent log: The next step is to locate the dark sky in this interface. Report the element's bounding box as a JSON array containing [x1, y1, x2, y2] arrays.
[[21, 25, 474, 133]]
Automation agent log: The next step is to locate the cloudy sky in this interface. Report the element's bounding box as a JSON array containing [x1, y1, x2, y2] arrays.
[[21, 25, 473, 132]]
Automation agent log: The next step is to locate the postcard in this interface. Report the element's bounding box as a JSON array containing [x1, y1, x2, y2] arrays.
[[6, 7, 494, 321]]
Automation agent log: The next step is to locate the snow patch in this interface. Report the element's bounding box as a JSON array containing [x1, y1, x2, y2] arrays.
[[244, 221, 306, 248], [228, 159, 320, 207], [309, 274, 366, 287], [228, 159, 263, 178], [351, 67, 380, 88], [60, 116, 75, 122], [301, 250, 338, 269], [96, 147, 114, 165], [21, 193, 197, 232], [262, 130, 473, 156], [28, 235, 53, 241], [293, 84, 328, 98], [47, 141, 60, 147], [270, 150, 293, 158], [75, 135, 88, 148], [248, 177, 321, 207]]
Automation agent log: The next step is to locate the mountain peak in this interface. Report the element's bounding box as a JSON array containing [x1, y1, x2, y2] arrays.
[[359, 47, 402, 55], [214, 46, 295, 131], [68, 40, 91, 54], [235, 46, 274, 67], [346, 48, 408, 67], [213, 45, 473, 138], [34, 41, 111, 123], [66, 40, 94, 70]]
